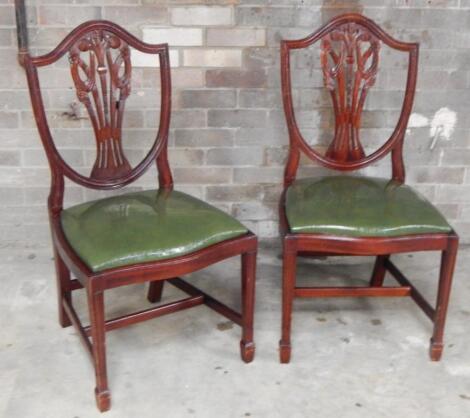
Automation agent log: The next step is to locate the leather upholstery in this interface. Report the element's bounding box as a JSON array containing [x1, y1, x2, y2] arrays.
[[285, 176, 452, 237], [61, 189, 248, 272]]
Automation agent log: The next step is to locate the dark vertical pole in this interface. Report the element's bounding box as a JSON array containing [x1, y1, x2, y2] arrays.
[[14, 0, 29, 64]]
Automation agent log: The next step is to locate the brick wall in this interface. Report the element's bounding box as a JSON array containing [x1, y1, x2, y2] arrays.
[[1, 0, 470, 246]]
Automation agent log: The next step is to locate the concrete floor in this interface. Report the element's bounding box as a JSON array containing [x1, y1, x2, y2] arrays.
[[1, 241, 470, 418]]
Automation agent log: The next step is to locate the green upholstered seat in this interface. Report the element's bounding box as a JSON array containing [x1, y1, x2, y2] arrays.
[[285, 176, 452, 237], [61, 189, 248, 272]]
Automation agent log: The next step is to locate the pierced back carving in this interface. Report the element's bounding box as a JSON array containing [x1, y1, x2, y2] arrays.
[[321, 23, 380, 162], [69, 29, 132, 180], [280, 13, 419, 185]]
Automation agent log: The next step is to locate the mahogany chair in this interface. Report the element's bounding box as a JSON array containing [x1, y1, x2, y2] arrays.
[[17, 20, 256, 411], [279, 14, 458, 363]]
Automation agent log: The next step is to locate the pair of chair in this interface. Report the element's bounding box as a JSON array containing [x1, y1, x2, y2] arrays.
[[17, 13, 458, 413]]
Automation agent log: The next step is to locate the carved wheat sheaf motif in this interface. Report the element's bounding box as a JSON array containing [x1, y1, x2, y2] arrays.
[[69, 30, 132, 180], [321, 23, 380, 162]]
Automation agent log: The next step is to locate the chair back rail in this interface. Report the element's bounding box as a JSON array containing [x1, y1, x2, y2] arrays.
[[19, 20, 173, 213], [281, 13, 419, 187]]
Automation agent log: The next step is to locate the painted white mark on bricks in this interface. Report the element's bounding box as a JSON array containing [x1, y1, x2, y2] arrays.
[[406, 113, 429, 135], [406, 108, 457, 150], [430, 107, 457, 149], [408, 113, 429, 128]]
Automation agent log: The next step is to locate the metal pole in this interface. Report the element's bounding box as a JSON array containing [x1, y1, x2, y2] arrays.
[[14, 0, 29, 64]]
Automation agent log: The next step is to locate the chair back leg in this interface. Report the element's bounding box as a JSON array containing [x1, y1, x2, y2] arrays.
[[54, 248, 72, 328], [430, 236, 459, 361], [240, 251, 256, 363], [369, 255, 390, 287], [147, 280, 165, 303], [279, 241, 297, 363]]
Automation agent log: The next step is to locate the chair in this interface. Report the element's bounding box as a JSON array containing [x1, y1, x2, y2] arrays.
[[278, 13, 458, 363], [18, 20, 256, 411]]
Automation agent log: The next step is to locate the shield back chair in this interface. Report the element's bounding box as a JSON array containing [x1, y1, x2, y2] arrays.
[[279, 13, 458, 363], [16, 19, 257, 412]]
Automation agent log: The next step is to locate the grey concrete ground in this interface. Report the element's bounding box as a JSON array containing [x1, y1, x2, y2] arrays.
[[1, 241, 470, 418]]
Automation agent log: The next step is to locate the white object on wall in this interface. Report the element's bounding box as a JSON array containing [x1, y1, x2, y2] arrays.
[[429, 107, 457, 150], [406, 108, 457, 150]]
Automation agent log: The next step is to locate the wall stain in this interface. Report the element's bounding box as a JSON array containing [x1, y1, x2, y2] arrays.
[[62, 102, 86, 121]]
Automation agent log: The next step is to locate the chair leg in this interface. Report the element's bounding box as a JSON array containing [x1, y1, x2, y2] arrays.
[[53, 248, 72, 328], [147, 280, 165, 303], [240, 251, 256, 363], [279, 244, 296, 364], [369, 255, 389, 287], [430, 237, 458, 361], [87, 288, 111, 412]]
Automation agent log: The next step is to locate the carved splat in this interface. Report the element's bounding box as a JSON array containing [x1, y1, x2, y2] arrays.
[[69, 30, 132, 180], [321, 23, 380, 162]]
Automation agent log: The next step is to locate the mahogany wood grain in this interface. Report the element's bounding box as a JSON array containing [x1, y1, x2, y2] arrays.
[[369, 254, 389, 287], [429, 237, 458, 361], [54, 245, 72, 327], [279, 13, 459, 364], [321, 22, 379, 162], [294, 286, 411, 298], [17, 19, 258, 412], [279, 241, 296, 364], [68, 30, 133, 180], [70, 279, 84, 291], [169, 277, 243, 325], [147, 279, 165, 303], [85, 295, 205, 334], [240, 251, 256, 362]]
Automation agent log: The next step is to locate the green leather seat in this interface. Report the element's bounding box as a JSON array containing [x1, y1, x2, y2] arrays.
[[61, 189, 248, 272], [285, 176, 452, 237]]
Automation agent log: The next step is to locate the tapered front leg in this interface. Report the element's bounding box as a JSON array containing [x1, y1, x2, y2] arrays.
[[369, 255, 389, 287], [147, 280, 165, 303], [240, 251, 256, 363], [279, 239, 297, 364], [53, 248, 72, 328], [88, 287, 111, 412], [430, 237, 458, 361]]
